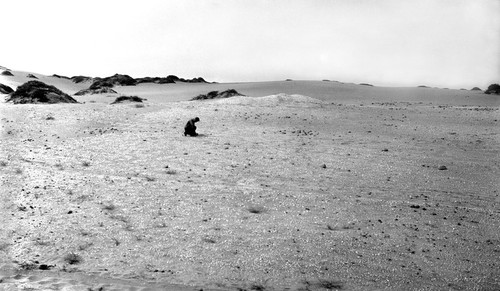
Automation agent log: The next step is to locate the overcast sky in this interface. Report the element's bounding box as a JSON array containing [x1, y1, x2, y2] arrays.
[[2, 0, 499, 88]]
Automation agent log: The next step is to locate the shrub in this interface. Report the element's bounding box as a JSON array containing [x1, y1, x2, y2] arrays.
[[111, 96, 143, 104], [63, 252, 82, 265], [484, 84, 500, 95]]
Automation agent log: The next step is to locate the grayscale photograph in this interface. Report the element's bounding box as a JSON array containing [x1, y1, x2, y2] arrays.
[[0, 0, 499, 290]]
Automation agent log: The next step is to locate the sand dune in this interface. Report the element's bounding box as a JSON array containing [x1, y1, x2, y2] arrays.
[[1, 69, 499, 290]]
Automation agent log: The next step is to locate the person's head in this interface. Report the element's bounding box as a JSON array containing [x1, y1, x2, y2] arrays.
[[194, 117, 200, 122]]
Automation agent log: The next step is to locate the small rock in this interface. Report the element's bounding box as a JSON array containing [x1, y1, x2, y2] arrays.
[[382, 149, 389, 152], [438, 166, 447, 170], [321, 164, 327, 169]]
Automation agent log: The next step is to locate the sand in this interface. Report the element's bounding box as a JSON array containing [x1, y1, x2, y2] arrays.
[[1, 71, 499, 290]]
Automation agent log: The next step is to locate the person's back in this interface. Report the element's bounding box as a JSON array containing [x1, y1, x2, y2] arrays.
[[184, 117, 200, 136]]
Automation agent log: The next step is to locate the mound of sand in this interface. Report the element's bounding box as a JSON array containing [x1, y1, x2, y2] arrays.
[[191, 89, 244, 100], [110, 95, 144, 104], [0, 83, 14, 94], [214, 93, 325, 107], [6, 80, 78, 104], [1, 70, 14, 76], [74, 87, 118, 96]]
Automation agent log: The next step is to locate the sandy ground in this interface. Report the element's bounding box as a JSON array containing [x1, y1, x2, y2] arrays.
[[1, 73, 499, 290]]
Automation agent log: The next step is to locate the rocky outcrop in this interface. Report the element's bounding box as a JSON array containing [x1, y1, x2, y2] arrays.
[[1, 70, 14, 76], [6, 81, 78, 104]]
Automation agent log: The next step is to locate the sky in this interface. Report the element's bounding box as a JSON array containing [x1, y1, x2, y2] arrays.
[[1, 0, 499, 89]]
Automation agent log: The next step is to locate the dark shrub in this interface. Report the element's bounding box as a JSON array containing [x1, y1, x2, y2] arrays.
[[111, 95, 144, 104], [471, 87, 482, 91], [71, 76, 92, 83], [191, 89, 243, 100], [26, 74, 38, 79], [6, 81, 78, 104], [484, 84, 500, 95], [0, 83, 14, 94], [1, 70, 13, 76]]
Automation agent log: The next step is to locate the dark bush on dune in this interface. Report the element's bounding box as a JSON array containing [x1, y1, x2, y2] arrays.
[[0, 83, 14, 94], [471, 87, 482, 91], [484, 84, 500, 95], [52, 74, 70, 79], [89, 79, 114, 90], [26, 74, 38, 79], [191, 89, 244, 100], [71, 76, 92, 83], [74, 87, 117, 96], [111, 95, 144, 104], [6, 80, 78, 104], [1, 70, 14, 76], [360, 83, 374, 87], [418, 85, 430, 88]]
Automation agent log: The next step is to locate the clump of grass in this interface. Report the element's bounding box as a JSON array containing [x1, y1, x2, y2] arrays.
[[202, 237, 216, 244], [316, 279, 343, 290], [0, 161, 7, 167], [111, 237, 120, 246], [109, 214, 129, 223], [247, 205, 266, 214], [18, 261, 38, 270], [0, 242, 9, 251], [55, 163, 64, 170], [46, 115, 55, 120], [82, 161, 91, 167], [63, 252, 82, 265], [304, 279, 343, 290], [135, 103, 145, 108], [166, 169, 177, 175], [15, 168, 23, 174], [102, 202, 116, 211], [78, 242, 93, 251], [145, 176, 156, 182]]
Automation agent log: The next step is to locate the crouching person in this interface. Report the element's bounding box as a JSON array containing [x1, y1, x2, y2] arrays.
[[184, 117, 200, 136]]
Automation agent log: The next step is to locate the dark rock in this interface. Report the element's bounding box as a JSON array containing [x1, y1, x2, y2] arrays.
[[6, 81, 78, 104], [1, 70, 14, 76], [26, 74, 38, 79], [0, 83, 14, 94], [360, 83, 374, 87], [438, 165, 447, 170], [191, 89, 244, 100]]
